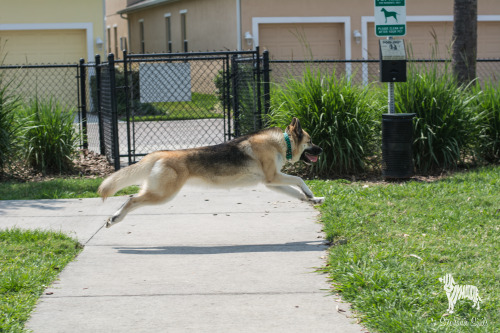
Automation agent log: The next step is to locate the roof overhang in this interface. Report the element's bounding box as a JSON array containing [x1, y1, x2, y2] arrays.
[[118, 0, 181, 15]]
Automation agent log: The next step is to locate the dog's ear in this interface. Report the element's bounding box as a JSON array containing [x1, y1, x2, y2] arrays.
[[288, 117, 303, 141]]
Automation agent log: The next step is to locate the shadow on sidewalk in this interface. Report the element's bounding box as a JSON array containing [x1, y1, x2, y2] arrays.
[[114, 241, 327, 255]]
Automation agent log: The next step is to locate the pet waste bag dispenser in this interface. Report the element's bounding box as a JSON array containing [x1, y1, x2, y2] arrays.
[[379, 39, 415, 178]]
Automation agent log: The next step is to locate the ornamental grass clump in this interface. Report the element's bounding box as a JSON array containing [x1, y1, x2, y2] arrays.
[[268, 68, 382, 176], [0, 73, 22, 171], [395, 62, 480, 173], [19, 97, 79, 174], [472, 81, 500, 164]]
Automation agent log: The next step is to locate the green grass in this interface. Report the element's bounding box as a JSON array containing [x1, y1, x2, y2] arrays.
[[0, 178, 139, 200], [307, 166, 499, 332], [0, 228, 82, 332], [127, 93, 223, 122]]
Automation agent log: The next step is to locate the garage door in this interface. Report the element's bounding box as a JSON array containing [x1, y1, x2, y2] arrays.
[[259, 23, 344, 60], [0, 29, 86, 65]]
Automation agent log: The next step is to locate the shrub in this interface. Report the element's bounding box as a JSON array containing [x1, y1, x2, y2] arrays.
[[395, 63, 480, 173], [19, 97, 79, 174], [473, 81, 500, 164], [268, 68, 382, 176], [90, 66, 161, 117], [0, 72, 22, 170]]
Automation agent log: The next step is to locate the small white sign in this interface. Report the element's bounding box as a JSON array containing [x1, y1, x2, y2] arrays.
[[379, 40, 406, 60], [139, 63, 192, 103]]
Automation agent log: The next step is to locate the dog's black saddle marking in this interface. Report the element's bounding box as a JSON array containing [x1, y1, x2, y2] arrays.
[[189, 139, 251, 176]]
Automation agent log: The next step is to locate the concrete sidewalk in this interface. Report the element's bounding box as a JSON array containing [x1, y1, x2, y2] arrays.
[[0, 185, 365, 333]]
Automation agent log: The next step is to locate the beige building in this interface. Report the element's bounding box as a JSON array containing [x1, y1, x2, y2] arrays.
[[0, 0, 106, 65], [115, 0, 500, 60], [106, 0, 129, 59]]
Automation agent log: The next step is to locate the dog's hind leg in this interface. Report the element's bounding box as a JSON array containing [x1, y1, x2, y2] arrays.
[[106, 164, 187, 228]]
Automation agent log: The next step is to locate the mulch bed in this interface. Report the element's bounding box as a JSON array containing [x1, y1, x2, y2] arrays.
[[0, 150, 115, 183]]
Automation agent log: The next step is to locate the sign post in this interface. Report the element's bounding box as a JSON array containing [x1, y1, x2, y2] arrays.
[[375, 0, 415, 179], [375, 0, 407, 114]]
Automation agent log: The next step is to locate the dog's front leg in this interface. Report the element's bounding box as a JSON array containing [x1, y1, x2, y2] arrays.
[[267, 173, 324, 204]]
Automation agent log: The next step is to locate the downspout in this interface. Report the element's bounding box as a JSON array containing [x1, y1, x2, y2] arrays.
[[236, 0, 241, 50]]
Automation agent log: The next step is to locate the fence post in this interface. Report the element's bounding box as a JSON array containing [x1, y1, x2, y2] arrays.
[[255, 46, 262, 130], [262, 50, 270, 124], [95, 54, 105, 155], [231, 54, 240, 137], [78, 58, 88, 149], [122, 49, 133, 165], [108, 53, 121, 170], [224, 54, 231, 141]]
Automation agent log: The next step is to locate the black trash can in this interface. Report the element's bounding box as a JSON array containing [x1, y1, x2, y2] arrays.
[[382, 113, 416, 179]]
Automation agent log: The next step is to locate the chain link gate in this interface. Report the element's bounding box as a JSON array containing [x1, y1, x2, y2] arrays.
[[116, 49, 269, 168]]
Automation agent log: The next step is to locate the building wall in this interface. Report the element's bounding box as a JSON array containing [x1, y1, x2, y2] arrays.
[[106, 0, 129, 59], [0, 0, 105, 64], [240, 0, 500, 60], [118, 0, 499, 60], [126, 0, 237, 54]]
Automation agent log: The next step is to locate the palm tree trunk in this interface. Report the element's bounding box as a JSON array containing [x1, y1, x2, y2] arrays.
[[452, 0, 477, 85]]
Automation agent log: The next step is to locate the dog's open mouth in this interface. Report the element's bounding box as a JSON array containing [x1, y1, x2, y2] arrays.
[[300, 146, 322, 164], [304, 152, 319, 163]]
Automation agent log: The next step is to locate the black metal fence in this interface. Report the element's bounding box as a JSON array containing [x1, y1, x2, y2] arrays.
[[2, 55, 500, 170], [93, 49, 268, 167]]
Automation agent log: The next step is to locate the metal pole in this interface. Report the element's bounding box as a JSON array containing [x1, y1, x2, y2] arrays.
[[262, 50, 270, 123], [388, 81, 395, 114], [387, 36, 395, 114], [79, 58, 88, 149], [95, 54, 105, 155]]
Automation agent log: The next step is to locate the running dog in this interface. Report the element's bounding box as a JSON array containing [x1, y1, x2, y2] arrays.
[[381, 8, 399, 23], [98, 117, 324, 227]]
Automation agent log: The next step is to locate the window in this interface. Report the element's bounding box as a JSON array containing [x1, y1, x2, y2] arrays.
[[120, 37, 128, 52], [113, 25, 118, 58], [139, 19, 145, 53], [180, 10, 188, 52], [165, 14, 172, 53], [106, 27, 111, 54]]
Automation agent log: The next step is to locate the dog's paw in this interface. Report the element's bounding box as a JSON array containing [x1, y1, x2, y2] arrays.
[[309, 196, 325, 204], [105, 216, 118, 228]]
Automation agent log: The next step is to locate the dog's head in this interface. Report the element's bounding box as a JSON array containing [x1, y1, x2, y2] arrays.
[[286, 117, 322, 164]]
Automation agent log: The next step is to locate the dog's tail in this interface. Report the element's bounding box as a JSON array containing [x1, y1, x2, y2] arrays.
[[98, 153, 160, 200]]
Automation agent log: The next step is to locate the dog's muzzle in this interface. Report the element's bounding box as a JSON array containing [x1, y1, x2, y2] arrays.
[[300, 145, 322, 164]]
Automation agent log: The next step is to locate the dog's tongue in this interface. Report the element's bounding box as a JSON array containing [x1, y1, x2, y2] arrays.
[[306, 153, 318, 163]]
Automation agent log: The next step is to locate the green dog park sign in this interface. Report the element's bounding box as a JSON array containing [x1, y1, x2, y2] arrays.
[[375, 0, 407, 37]]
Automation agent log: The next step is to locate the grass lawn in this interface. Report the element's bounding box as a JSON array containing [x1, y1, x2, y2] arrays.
[[0, 229, 82, 332], [0, 178, 139, 200], [129, 93, 223, 122], [308, 166, 499, 332], [0, 167, 498, 332]]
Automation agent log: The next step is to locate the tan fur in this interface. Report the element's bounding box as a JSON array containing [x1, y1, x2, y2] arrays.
[[99, 117, 324, 227]]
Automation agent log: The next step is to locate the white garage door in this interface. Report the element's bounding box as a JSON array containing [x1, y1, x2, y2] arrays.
[[0, 29, 86, 65], [259, 23, 344, 60]]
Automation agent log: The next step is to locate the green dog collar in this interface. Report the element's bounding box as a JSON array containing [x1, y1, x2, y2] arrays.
[[284, 132, 292, 160]]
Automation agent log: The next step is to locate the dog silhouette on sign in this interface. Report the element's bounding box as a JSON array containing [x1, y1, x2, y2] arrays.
[[381, 8, 399, 23]]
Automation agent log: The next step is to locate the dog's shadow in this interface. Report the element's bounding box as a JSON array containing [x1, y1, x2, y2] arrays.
[[114, 241, 326, 255]]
